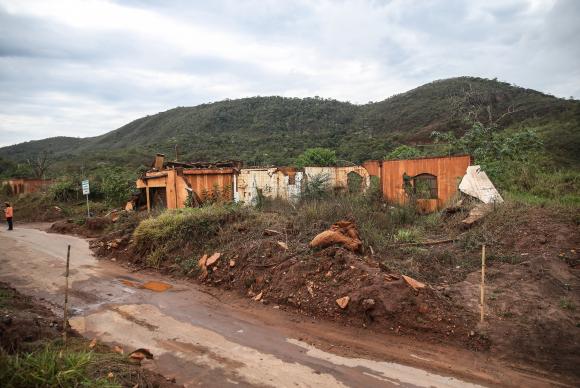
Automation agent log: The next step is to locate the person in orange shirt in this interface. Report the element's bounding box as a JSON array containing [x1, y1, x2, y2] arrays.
[[4, 202, 13, 231]]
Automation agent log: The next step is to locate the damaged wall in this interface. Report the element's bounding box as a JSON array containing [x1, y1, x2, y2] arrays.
[[380, 155, 471, 212], [132, 154, 476, 213], [237, 167, 303, 205], [304, 166, 370, 193], [135, 156, 240, 211], [1, 178, 53, 196]]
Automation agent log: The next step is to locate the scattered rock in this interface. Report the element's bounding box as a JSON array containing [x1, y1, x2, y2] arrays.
[[384, 273, 400, 281], [253, 291, 263, 301], [264, 229, 283, 236], [89, 338, 97, 349], [229, 259, 236, 268], [462, 203, 492, 227], [362, 298, 375, 310], [129, 348, 154, 361], [306, 282, 315, 297], [336, 296, 350, 309], [113, 345, 124, 355], [206, 252, 221, 267], [402, 275, 426, 291], [277, 241, 289, 250]]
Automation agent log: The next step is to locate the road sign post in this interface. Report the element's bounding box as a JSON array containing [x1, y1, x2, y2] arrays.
[[81, 179, 90, 217]]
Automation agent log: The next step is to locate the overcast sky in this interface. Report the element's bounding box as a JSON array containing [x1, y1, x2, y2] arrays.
[[1, 0, 579, 147]]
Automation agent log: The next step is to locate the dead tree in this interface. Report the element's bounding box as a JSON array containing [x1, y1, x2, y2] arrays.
[[450, 82, 521, 137], [27, 150, 54, 179]]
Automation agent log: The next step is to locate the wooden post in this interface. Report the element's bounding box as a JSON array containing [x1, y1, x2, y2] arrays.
[[480, 244, 486, 323], [63, 245, 71, 345], [146, 186, 151, 213]]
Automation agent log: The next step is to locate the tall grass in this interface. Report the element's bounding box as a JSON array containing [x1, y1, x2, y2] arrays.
[[0, 344, 116, 388], [133, 203, 251, 266], [291, 193, 419, 251]]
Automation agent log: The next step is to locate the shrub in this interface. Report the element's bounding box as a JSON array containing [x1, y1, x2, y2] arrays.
[[97, 167, 136, 207], [133, 204, 251, 267], [48, 178, 79, 202], [385, 145, 423, 160], [302, 173, 330, 200], [295, 148, 337, 167]]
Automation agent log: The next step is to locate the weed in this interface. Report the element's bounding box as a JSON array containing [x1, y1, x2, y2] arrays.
[[0, 288, 12, 307], [0, 344, 115, 388], [394, 228, 420, 243], [559, 298, 575, 311], [133, 204, 251, 266]]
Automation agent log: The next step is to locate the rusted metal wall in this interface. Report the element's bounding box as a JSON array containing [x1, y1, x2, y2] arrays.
[[304, 166, 370, 192], [237, 168, 303, 205], [1, 178, 53, 196], [183, 168, 236, 205], [380, 155, 471, 211], [136, 168, 237, 210], [362, 160, 381, 179]]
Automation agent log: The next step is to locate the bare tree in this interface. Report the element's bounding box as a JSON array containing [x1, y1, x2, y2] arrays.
[[450, 82, 521, 135], [27, 150, 54, 179]]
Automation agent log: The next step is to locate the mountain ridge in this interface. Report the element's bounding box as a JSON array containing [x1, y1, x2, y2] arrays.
[[2, 76, 578, 172]]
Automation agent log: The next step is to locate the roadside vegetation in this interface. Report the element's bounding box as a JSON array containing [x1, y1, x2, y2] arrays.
[[0, 283, 173, 388]]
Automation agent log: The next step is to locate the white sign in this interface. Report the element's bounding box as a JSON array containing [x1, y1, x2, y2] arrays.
[[81, 180, 90, 195]]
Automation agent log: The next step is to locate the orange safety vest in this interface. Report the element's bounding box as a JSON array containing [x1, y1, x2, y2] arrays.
[[5, 207, 13, 218]]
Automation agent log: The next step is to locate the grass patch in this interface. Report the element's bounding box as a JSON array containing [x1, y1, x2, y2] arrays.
[[290, 194, 419, 252], [394, 227, 421, 243], [0, 342, 120, 388], [559, 298, 575, 311], [133, 203, 252, 267]]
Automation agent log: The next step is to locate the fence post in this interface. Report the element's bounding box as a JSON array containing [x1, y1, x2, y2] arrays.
[[480, 244, 486, 323], [63, 244, 71, 345]]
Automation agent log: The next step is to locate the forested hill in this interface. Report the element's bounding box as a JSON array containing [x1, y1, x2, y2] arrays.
[[2, 76, 579, 172]]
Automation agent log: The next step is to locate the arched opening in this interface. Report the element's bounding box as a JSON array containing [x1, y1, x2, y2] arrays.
[[347, 171, 364, 193], [412, 173, 438, 199]]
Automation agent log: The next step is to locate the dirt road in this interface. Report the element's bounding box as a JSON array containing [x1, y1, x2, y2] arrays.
[[0, 226, 563, 387]]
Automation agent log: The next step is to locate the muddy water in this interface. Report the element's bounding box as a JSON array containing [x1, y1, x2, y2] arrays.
[[0, 226, 534, 387]]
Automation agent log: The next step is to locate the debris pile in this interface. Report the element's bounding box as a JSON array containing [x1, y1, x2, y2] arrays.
[[309, 221, 362, 252]]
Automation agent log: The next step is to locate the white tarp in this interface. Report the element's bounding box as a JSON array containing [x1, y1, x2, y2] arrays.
[[459, 165, 504, 204]]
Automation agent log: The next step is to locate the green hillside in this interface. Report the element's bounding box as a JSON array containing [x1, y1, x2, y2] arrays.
[[2, 76, 579, 175]]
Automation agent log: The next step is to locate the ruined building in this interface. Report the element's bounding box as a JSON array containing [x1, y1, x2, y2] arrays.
[[130, 154, 473, 213]]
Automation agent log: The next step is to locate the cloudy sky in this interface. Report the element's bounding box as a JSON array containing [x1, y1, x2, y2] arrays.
[[1, 0, 579, 147]]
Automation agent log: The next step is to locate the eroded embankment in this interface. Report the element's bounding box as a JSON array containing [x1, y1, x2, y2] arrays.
[[77, 201, 579, 380]]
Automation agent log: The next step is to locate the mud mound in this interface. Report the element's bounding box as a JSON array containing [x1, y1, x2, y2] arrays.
[[450, 207, 580, 378], [0, 284, 62, 353], [203, 244, 485, 348], [49, 217, 112, 238]]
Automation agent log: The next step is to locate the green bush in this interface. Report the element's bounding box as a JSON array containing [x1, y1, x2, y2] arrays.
[[133, 204, 250, 267], [96, 167, 136, 207], [295, 148, 337, 167], [48, 178, 79, 202], [385, 145, 423, 160], [302, 173, 330, 200]]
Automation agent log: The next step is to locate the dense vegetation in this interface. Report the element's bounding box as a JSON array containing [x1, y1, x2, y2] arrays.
[[1, 76, 578, 207], [1, 77, 578, 174]]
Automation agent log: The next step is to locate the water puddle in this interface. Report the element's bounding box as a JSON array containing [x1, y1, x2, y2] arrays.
[[119, 279, 173, 292]]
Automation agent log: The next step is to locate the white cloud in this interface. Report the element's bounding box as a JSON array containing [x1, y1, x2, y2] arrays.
[[0, 0, 578, 146]]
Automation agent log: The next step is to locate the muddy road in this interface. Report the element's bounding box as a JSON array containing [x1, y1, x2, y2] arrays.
[[0, 226, 565, 387]]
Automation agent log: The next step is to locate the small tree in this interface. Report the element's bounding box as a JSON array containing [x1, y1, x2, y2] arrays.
[[385, 145, 423, 160], [295, 148, 337, 167], [27, 151, 54, 179]]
